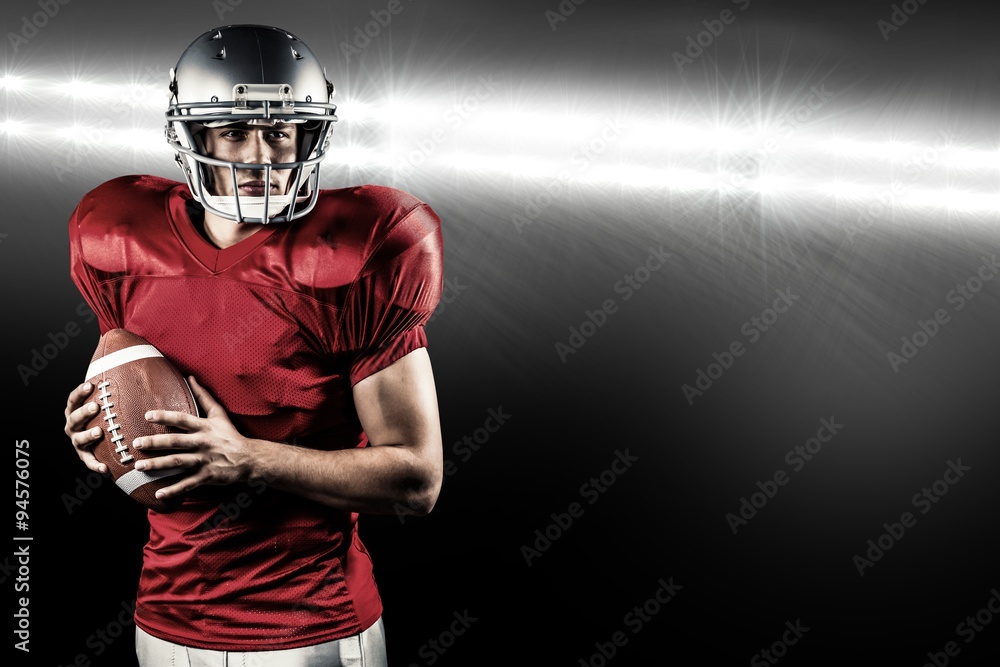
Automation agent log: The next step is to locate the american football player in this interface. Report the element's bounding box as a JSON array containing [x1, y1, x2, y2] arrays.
[[62, 24, 444, 667]]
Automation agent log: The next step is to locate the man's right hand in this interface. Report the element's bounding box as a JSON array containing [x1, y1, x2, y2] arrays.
[[63, 382, 108, 474]]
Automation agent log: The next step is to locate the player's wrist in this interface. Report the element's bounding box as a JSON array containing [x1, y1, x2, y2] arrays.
[[239, 437, 282, 489]]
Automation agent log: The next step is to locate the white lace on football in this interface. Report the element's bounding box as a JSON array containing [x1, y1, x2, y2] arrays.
[[88, 344, 164, 466], [97, 381, 131, 464]]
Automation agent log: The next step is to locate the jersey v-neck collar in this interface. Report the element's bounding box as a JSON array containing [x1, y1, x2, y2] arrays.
[[167, 185, 282, 273]]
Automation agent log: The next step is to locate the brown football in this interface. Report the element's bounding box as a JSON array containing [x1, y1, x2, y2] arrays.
[[84, 328, 198, 512]]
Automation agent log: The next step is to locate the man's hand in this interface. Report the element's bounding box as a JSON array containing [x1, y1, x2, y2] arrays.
[[63, 381, 107, 474], [133, 376, 254, 501], [125, 348, 443, 514]]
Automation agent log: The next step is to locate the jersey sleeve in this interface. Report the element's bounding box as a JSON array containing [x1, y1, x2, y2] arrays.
[[68, 195, 122, 333], [343, 202, 444, 386]]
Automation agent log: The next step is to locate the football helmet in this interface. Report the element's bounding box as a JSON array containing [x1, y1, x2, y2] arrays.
[[165, 25, 338, 223]]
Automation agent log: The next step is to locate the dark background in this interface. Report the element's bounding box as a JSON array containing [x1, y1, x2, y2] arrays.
[[3, 1, 999, 665]]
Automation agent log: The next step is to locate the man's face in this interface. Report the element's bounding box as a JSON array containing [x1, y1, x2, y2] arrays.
[[201, 122, 299, 198]]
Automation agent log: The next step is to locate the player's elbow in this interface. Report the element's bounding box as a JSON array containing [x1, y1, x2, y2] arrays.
[[403, 449, 443, 516], [403, 485, 439, 517]]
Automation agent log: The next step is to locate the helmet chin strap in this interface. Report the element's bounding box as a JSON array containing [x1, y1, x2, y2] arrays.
[[202, 193, 297, 222]]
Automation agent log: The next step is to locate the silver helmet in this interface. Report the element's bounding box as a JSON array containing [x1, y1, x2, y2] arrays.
[[165, 25, 338, 223]]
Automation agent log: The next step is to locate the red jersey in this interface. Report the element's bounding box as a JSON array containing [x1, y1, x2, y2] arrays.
[[68, 175, 443, 650]]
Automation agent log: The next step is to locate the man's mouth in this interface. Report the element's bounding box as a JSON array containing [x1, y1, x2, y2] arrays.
[[238, 180, 281, 197]]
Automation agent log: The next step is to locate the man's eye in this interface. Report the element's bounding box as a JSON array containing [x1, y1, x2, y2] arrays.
[[268, 131, 290, 140], [221, 130, 246, 139]]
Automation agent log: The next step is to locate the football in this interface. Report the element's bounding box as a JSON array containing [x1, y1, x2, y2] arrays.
[[83, 328, 198, 512]]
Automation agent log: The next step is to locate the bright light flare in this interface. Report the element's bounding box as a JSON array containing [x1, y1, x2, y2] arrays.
[[0, 120, 28, 135], [744, 175, 798, 195], [439, 152, 560, 178], [940, 148, 1000, 170], [3, 74, 998, 214], [0, 75, 27, 91], [819, 181, 877, 199], [110, 128, 166, 152], [54, 124, 90, 141], [334, 144, 391, 167], [818, 138, 921, 161], [335, 98, 375, 123], [625, 120, 758, 153], [903, 188, 1000, 212], [461, 111, 605, 145], [65, 79, 102, 99]]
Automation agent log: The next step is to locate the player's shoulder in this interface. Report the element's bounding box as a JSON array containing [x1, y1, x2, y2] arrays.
[[314, 184, 439, 234], [322, 183, 426, 210], [302, 185, 441, 280], [73, 174, 185, 223], [79, 174, 183, 204]]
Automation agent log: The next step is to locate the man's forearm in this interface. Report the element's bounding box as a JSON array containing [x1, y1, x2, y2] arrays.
[[246, 436, 442, 515]]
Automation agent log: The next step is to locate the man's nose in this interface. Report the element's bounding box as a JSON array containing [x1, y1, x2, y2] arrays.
[[243, 132, 273, 165]]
